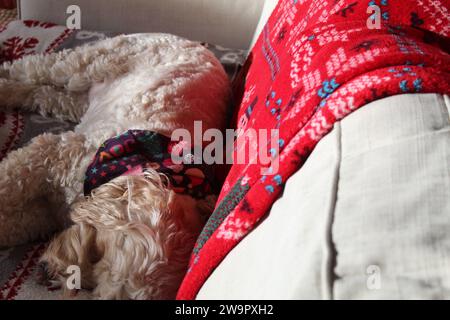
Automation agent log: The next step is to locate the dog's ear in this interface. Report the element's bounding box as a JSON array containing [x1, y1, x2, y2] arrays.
[[39, 222, 101, 293]]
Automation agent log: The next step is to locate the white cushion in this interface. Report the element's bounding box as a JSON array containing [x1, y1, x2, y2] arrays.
[[197, 93, 450, 299], [18, 0, 266, 49]]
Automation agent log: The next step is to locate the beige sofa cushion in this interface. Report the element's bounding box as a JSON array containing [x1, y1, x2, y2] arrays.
[[18, 0, 266, 49], [197, 93, 450, 299]]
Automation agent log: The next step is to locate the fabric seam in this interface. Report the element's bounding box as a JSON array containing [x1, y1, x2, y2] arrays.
[[321, 123, 341, 300]]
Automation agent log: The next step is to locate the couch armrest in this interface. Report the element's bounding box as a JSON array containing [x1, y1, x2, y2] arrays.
[[18, 0, 266, 49], [197, 93, 450, 299]]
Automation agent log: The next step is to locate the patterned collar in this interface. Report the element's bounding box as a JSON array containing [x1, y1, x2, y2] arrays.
[[84, 130, 215, 198]]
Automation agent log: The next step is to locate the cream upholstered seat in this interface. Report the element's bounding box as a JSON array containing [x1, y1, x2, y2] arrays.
[[198, 94, 450, 299]]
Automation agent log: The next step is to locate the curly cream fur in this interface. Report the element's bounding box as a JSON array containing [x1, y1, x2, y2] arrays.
[[41, 173, 202, 299], [0, 33, 229, 299]]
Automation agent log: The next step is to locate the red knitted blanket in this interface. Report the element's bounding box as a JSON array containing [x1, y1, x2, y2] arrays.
[[177, 0, 450, 299]]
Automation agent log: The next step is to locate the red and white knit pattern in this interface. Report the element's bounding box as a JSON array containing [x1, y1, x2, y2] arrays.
[[177, 0, 450, 299]]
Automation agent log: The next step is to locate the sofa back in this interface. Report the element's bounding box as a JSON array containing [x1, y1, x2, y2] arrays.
[[18, 0, 268, 49]]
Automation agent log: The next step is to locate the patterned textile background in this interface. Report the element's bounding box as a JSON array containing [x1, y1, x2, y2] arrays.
[[0, 8, 16, 27], [0, 20, 246, 300]]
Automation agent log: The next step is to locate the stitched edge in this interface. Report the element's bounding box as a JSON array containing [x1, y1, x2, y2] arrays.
[[321, 122, 341, 300]]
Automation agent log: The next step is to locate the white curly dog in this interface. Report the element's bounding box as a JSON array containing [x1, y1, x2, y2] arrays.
[[0, 33, 229, 299]]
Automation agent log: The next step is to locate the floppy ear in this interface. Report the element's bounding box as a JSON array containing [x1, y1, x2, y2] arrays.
[[39, 221, 102, 292]]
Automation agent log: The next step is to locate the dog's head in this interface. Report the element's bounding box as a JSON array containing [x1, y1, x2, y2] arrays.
[[40, 170, 210, 299]]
